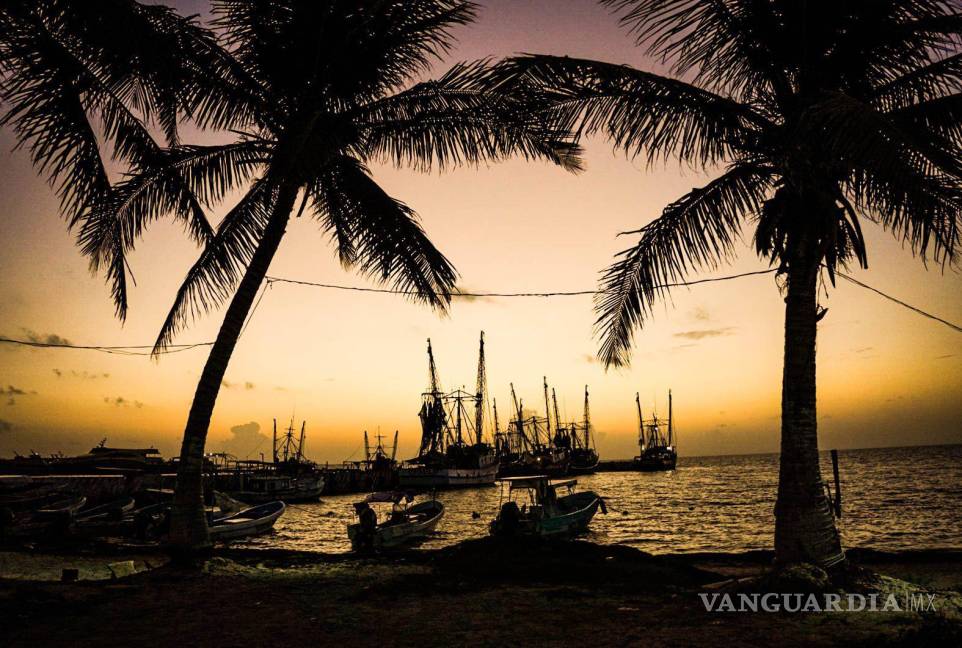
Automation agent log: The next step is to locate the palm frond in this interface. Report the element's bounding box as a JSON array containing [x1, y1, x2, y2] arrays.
[[595, 162, 775, 368], [355, 60, 583, 172], [309, 156, 458, 311], [603, 0, 792, 103], [153, 180, 276, 354], [803, 92, 962, 264], [495, 54, 768, 167]]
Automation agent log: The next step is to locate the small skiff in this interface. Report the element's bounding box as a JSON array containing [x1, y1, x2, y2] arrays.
[[490, 477, 604, 538], [208, 501, 286, 541], [348, 493, 444, 551]]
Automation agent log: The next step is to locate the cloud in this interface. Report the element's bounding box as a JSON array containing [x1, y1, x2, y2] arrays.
[[452, 286, 495, 303], [854, 346, 873, 354], [673, 327, 734, 340], [221, 421, 270, 459], [935, 354, 955, 360], [103, 396, 144, 408], [691, 306, 711, 322], [0, 419, 12, 433], [2, 385, 36, 406], [22, 329, 71, 346], [222, 379, 256, 391], [53, 369, 110, 380]]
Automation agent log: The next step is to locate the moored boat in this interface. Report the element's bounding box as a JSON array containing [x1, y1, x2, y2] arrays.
[[490, 476, 603, 537], [208, 501, 286, 541], [347, 492, 444, 551], [632, 391, 678, 472], [399, 335, 498, 489]]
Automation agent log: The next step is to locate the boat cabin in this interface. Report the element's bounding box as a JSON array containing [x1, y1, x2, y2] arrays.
[[496, 476, 578, 515]]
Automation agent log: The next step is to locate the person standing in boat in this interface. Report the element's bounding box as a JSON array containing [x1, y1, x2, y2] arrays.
[[354, 502, 377, 550]]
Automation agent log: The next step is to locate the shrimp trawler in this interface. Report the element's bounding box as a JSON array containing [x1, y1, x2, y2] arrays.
[[633, 391, 678, 472], [398, 334, 498, 488], [559, 386, 599, 474], [496, 379, 571, 477]]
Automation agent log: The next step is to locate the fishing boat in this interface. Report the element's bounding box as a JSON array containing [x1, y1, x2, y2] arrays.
[[35, 495, 87, 517], [398, 335, 498, 489], [212, 418, 326, 503], [208, 501, 286, 541], [489, 476, 604, 537], [0, 494, 87, 540], [497, 379, 582, 477], [560, 386, 599, 474], [347, 492, 444, 551], [225, 469, 324, 504], [75, 496, 136, 522], [633, 391, 678, 472]]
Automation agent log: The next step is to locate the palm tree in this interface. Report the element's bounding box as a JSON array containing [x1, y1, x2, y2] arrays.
[[23, 1, 575, 555], [498, 0, 961, 568], [0, 0, 223, 294]]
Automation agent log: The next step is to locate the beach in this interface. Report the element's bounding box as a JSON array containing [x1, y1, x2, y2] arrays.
[[2, 540, 961, 647]]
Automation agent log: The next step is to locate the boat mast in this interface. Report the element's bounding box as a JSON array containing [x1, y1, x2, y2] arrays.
[[272, 418, 278, 463], [492, 398, 501, 435], [364, 430, 371, 462], [668, 389, 673, 448], [510, 383, 524, 452], [475, 332, 486, 446], [635, 393, 644, 453], [543, 377, 552, 435], [298, 421, 306, 461], [427, 338, 440, 396], [391, 431, 398, 461], [551, 388, 561, 441], [583, 386, 591, 448], [455, 390, 463, 446]]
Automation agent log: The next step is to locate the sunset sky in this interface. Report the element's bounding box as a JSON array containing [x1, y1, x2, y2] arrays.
[[1, 0, 960, 463]]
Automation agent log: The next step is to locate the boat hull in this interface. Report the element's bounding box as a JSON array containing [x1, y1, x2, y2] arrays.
[[348, 500, 444, 550], [209, 501, 286, 541], [491, 491, 601, 538], [398, 463, 497, 488]]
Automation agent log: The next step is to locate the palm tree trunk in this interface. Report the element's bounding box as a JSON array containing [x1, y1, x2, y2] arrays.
[[774, 243, 845, 569], [168, 183, 298, 558]]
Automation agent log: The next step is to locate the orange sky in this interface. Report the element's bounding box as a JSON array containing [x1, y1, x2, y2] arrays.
[[1, 0, 960, 462]]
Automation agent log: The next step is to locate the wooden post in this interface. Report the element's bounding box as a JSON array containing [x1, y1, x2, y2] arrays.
[[830, 449, 842, 518]]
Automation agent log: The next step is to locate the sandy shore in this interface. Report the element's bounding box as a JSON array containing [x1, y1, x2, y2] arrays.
[[1, 541, 960, 647]]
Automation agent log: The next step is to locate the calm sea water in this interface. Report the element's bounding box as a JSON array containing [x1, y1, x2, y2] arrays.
[[235, 444, 962, 555]]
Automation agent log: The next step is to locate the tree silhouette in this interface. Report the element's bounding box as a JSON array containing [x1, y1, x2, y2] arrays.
[[498, 0, 961, 567], [2, 0, 580, 555]]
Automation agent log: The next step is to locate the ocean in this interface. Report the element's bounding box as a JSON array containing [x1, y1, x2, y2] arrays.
[[236, 444, 962, 555]]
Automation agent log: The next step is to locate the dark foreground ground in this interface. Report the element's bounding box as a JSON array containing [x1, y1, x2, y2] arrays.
[[1, 540, 960, 647]]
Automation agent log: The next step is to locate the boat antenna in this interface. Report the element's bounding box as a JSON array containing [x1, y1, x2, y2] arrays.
[[475, 331, 486, 446], [543, 376, 552, 434]]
